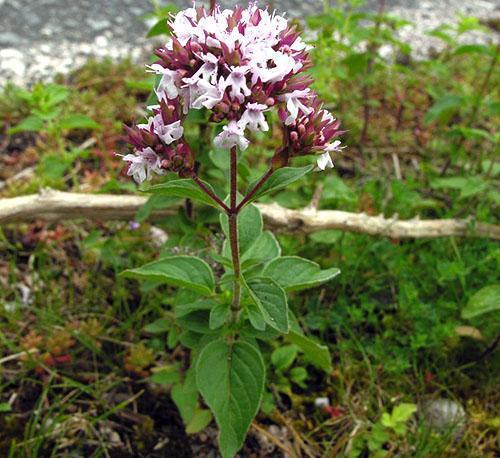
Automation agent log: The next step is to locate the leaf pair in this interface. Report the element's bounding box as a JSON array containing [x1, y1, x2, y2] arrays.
[[146, 165, 314, 210]]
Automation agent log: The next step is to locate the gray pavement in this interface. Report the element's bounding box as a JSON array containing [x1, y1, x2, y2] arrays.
[[0, 0, 498, 86]]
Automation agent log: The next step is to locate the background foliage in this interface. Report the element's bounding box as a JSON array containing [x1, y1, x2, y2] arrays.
[[0, 1, 498, 456]]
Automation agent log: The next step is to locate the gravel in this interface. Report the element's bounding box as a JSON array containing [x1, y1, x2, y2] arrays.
[[0, 0, 498, 86]]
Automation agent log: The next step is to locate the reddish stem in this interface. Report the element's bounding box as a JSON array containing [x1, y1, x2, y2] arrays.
[[236, 168, 274, 212], [228, 146, 241, 317], [191, 174, 230, 213]]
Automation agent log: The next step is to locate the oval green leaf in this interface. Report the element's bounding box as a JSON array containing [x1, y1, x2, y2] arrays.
[[462, 285, 500, 319], [244, 165, 314, 205], [146, 178, 221, 208], [196, 340, 265, 458], [263, 256, 340, 292], [120, 255, 214, 295], [244, 276, 289, 333], [287, 330, 332, 373]]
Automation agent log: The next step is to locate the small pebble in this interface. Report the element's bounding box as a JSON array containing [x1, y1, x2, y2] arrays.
[[314, 396, 330, 408], [420, 398, 466, 435]]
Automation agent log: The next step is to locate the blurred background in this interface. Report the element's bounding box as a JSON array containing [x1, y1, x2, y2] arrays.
[[0, 1, 499, 457], [1, 1, 498, 85]]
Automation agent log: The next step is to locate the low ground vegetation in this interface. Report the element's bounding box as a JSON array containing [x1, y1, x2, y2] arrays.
[[0, 2, 498, 456]]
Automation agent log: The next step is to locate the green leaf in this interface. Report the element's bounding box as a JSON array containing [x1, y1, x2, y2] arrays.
[[244, 166, 314, 205], [175, 298, 216, 318], [8, 115, 44, 134], [177, 310, 214, 334], [175, 300, 221, 335], [220, 203, 263, 255], [39, 153, 71, 180], [271, 345, 298, 371], [59, 114, 100, 130], [149, 366, 180, 385], [41, 84, 69, 107], [430, 177, 488, 199], [290, 367, 308, 387], [424, 95, 463, 124], [186, 408, 213, 434], [430, 177, 469, 190], [244, 277, 289, 333], [146, 19, 170, 38], [172, 368, 198, 425], [0, 402, 12, 413], [121, 256, 215, 295], [462, 285, 500, 319], [241, 231, 281, 266], [323, 176, 358, 205], [196, 340, 265, 458], [391, 403, 417, 423], [136, 194, 178, 222], [263, 256, 340, 292], [453, 44, 492, 56], [287, 330, 332, 373], [125, 77, 156, 91], [245, 299, 267, 331], [209, 302, 230, 330], [144, 318, 170, 334], [147, 178, 221, 208], [309, 229, 343, 245]]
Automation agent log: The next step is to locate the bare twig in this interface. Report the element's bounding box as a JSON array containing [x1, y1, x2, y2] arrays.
[[0, 189, 499, 240]]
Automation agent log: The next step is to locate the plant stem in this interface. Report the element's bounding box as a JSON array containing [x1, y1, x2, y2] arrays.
[[228, 146, 241, 320], [236, 168, 273, 212], [191, 174, 231, 213]]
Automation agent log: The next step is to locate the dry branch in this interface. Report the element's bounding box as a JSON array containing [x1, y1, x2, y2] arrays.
[[0, 189, 499, 240]]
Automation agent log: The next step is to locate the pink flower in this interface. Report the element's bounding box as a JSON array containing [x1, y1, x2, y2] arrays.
[[155, 119, 184, 145], [224, 66, 251, 103], [316, 152, 334, 171], [190, 78, 225, 109], [238, 103, 269, 132], [250, 49, 297, 84], [120, 3, 344, 179], [147, 64, 179, 99], [121, 147, 164, 183], [152, 3, 314, 148], [182, 53, 219, 85], [274, 94, 345, 169], [279, 89, 313, 125], [214, 121, 249, 150], [137, 114, 184, 145]]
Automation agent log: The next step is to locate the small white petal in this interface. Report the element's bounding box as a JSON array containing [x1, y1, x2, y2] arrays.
[[316, 152, 334, 171]]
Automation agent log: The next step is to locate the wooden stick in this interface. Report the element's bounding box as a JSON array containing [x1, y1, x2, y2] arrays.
[[0, 189, 498, 240]]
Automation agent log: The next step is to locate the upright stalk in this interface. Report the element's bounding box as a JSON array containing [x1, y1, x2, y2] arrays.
[[228, 146, 241, 320], [236, 168, 273, 212]]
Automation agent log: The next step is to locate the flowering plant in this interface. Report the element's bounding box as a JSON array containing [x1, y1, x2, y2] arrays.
[[120, 3, 342, 456]]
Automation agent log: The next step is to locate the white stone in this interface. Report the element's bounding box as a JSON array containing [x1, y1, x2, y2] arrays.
[[94, 35, 108, 48], [421, 399, 466, 434], [0, 48, 26, 76]]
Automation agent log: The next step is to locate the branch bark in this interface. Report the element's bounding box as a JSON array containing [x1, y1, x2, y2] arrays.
[[0, 189, 499, 240]]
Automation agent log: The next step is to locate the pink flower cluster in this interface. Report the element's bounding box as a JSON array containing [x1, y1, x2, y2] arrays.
[[121, 2, 343, 182], [275, 95, 344, 170], [121, 99, 194, 182]]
